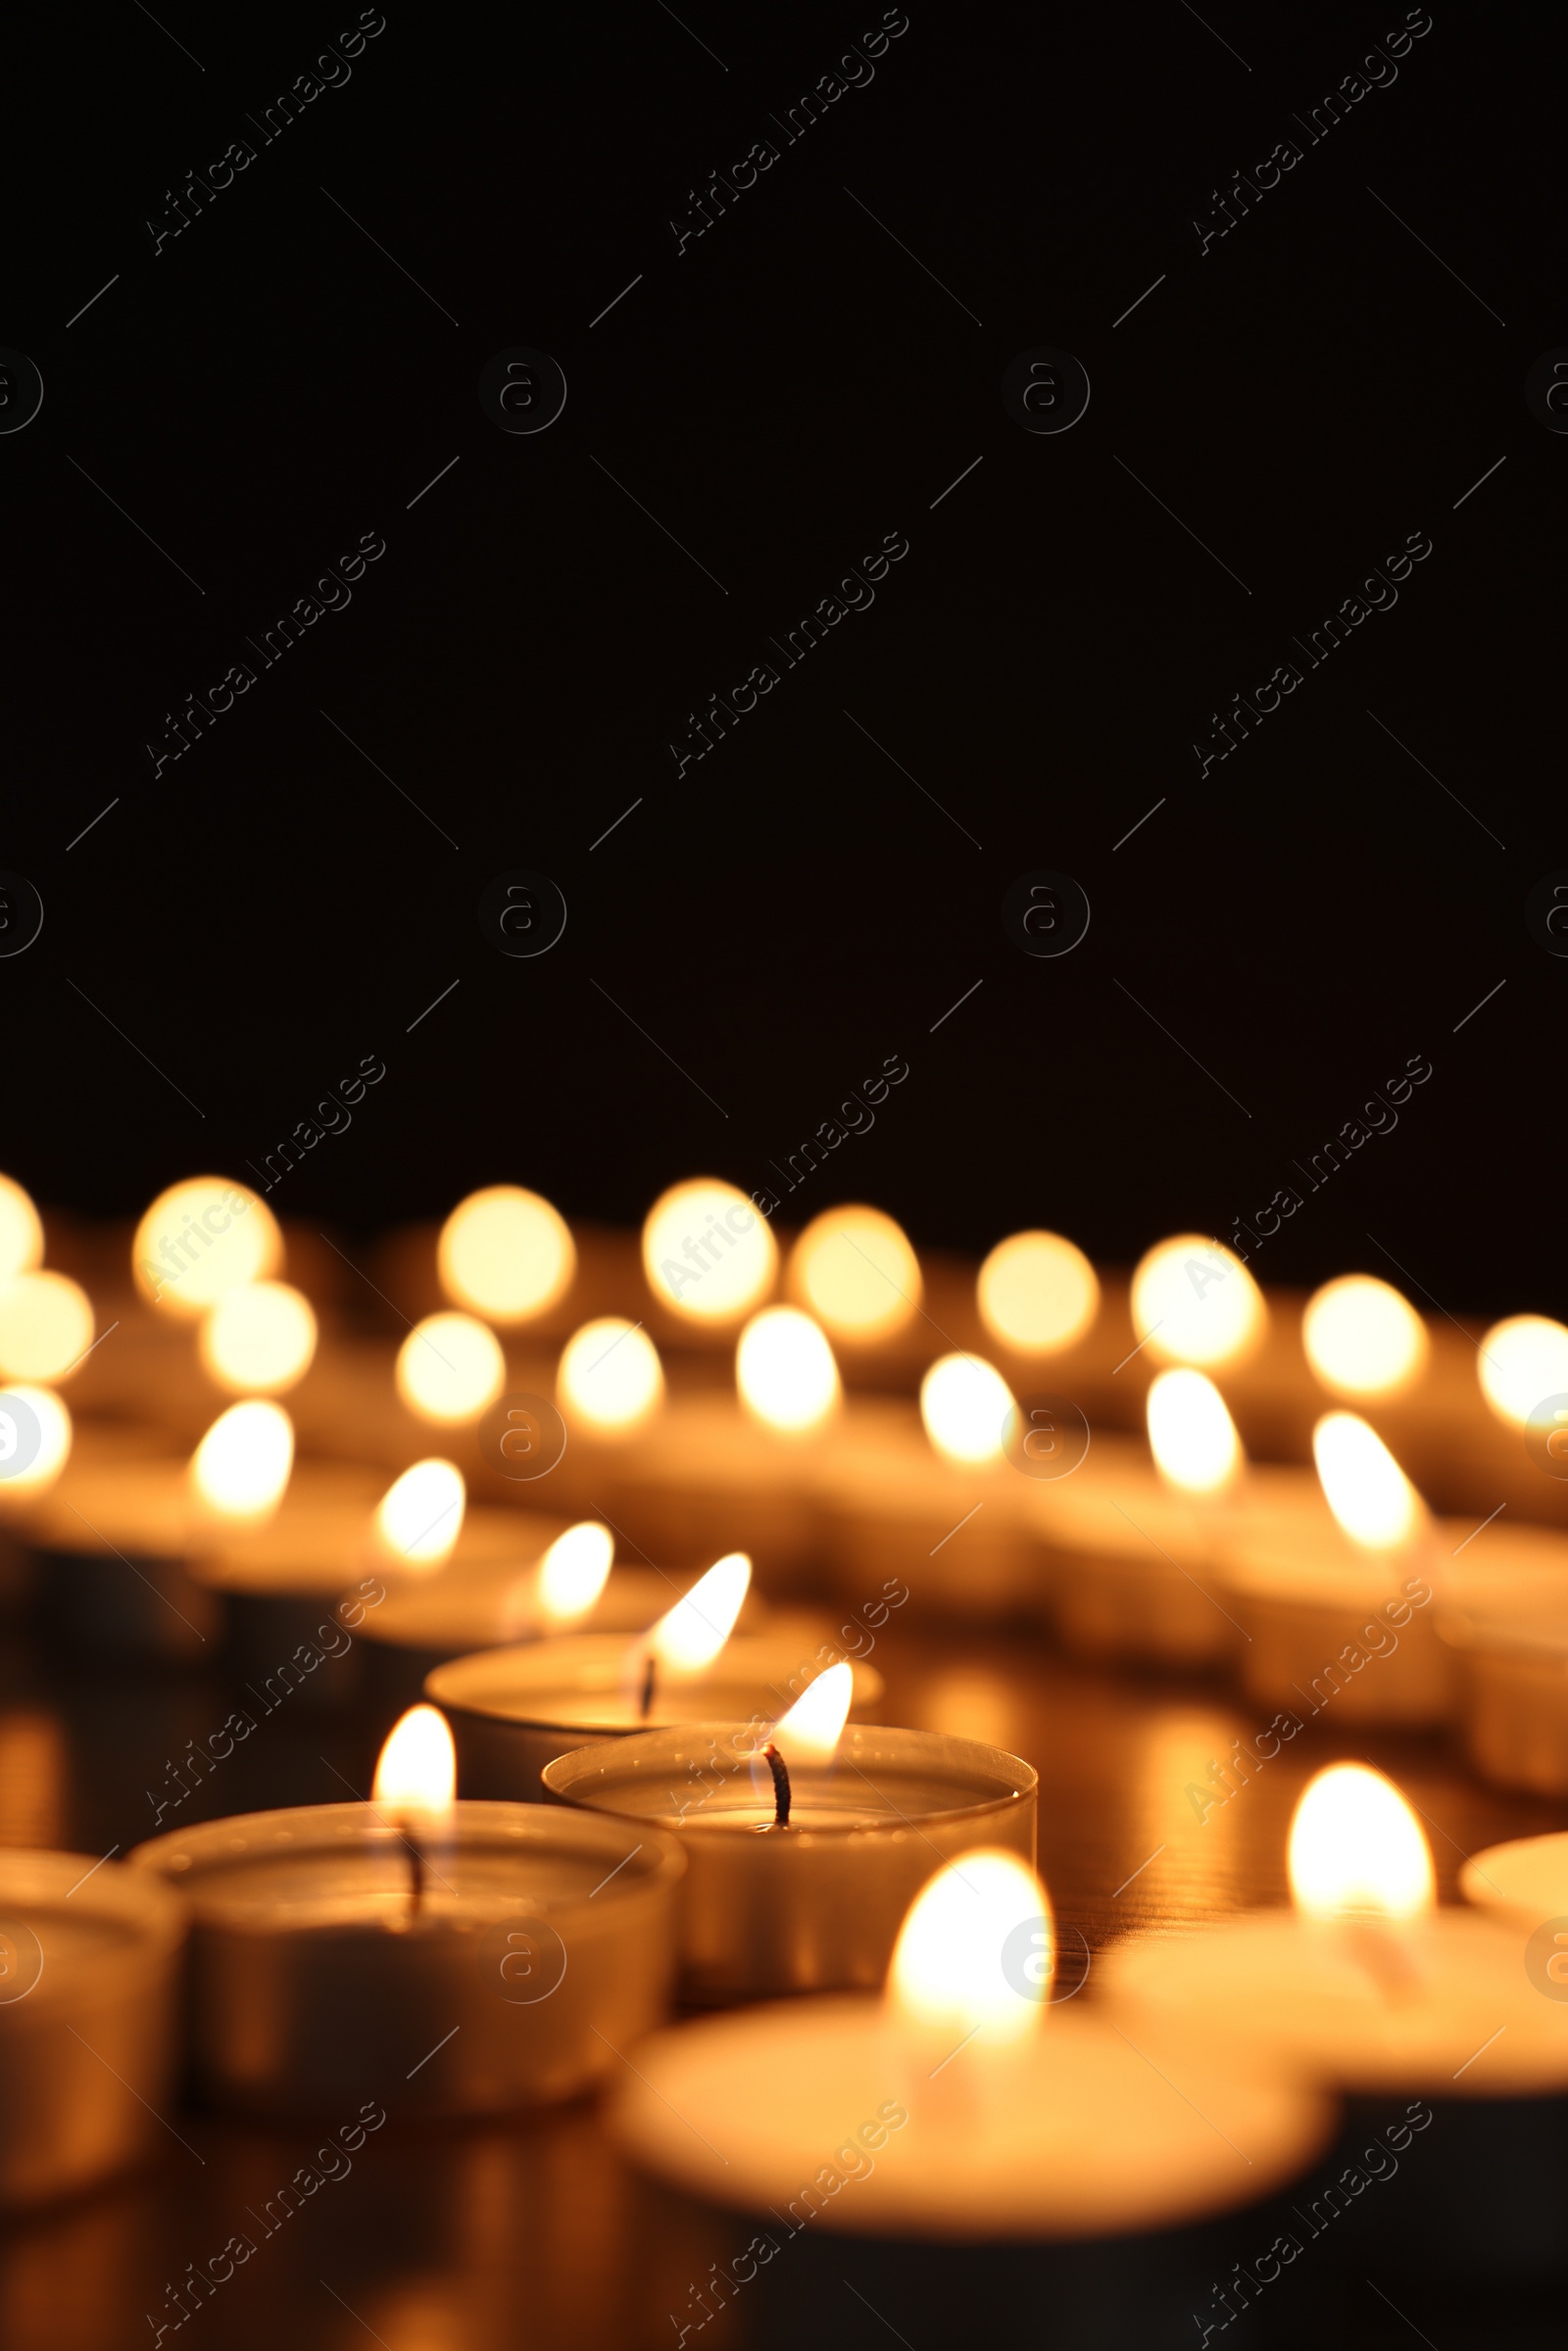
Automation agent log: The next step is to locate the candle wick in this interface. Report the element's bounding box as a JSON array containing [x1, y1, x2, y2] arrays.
[[762, 1741, 792, 1831], [402, 1818, 426, 1917], [1339, 1914, 1420, 2003], [639, 1650, 657, 1721]]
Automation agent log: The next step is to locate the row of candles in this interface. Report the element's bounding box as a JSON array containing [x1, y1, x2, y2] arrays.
[[2, 1172, 1565, 1797], [2, 1166, 1568, 2293]]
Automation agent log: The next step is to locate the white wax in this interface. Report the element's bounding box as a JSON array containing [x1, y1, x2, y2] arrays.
[[611, 2001, 1333, 2240]]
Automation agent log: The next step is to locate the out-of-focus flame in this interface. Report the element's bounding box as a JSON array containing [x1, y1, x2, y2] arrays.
[[0, 1175, 43, 1285], [643, 1180, 777, 1323], [199, 1280, 318, 1396], [736, 1306, 840, 1435], [374, 1459, 466, 1573], [0, 1386, 72, 1501], [1313, 1412, 1422, 1550], [537, 1520, 615, 1627], [396, 1312, 506, 1425], [1147, 1368, 1242, 1496], [558, 1316, 663, 1435], [190, 1399, 294, 1523], [976, 1230, 1099, 1354], [770, 1660, 854, 1764], [647, 1552, 751, 1674], [920, 1352, 1014, 1466], [787, 1206, 919, 1342], [1130, 1235, 1265, 1369], [133, 1179, 281, 1319], [1477, 1314, 1568, 1430], [372, 1704, 457, 1817], [1288, 1763, 1435, 1919], [1302, 1275, 1428, 1401], [0, 1272, 93, 1383], [889, 1850, 1052, 2044], [438, 1185, 575, 1324]]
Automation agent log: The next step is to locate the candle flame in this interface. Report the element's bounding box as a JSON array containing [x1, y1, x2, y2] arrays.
[[648, 1552, 751, 1674], [920, 1352, 1014, 1466], [0, 1271, 94, 1384], [190, 1399, 294, 1523], [558, 1315, 663, 1436], [644, 1179, 777, 1324], [976, 1229, 1099, 1354], [787, 1205, 919, 1342], [133, 1178, 281, 1318], [1288, 1764, 1435, 1919], [1302, 1275, 1428, 1401], [1476, 1313, 1568, 1430], [199, 1280, 318, 1396], [1312, 1412, 1422, 1549], [1129, 1235, 1265, 1368], [373, 1704, 457, 1816], [438, 1184, 575, 1324], [1147, 1368, 1242, 1496], [736, 1305, 840, 1434], [0, 1386, 72, 1500], [890, 1850, 1052, 2043], [770, 1660, 854, 1763], [0, 1174, 42, 1285], [374, 1459, 466, 1573], [396, 1311, 506, 1426], [537, 1520, 615, 1627]]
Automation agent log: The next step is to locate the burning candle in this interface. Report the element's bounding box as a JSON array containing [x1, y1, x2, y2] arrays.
[[0, 1849, 188, 2210], [643, 1178, 777, 1331], [0, 1272, 94, 1386], [544, 1667, 1037, 2000], [1475, 1312, 1568, 1430], [976, 1228, 1101, 1356], [128, 1704, 685, 2115], [1130, 1234, 1266, 1372], [197, 1280, 318, 1396], [133, 1177, 283, 1317], [430, 1552, 880, 1798], [1105, 1765, 1568, 2276], [396, 1312, 507, 1426], [1219, 1411, 1455, 1724], [610, 1852, 1331, 2340], [1301, 1275, 1429, 1401], [786, 1205, 921, 1354], [437, 1184, 576, 1325]]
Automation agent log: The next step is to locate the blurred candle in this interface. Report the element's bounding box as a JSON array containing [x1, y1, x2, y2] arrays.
[[189, 1399, 294, 1526], [1301, 1274, 1428, 1400], [1476, 1313, 1568, 1428], [0, 1274, 93, 1384], [1129, 1235, 1265, 1370], [644, 1179, 776, 1326], [396, 1313, 506, 1426], [976, 1230, 1099, 1355], [199, 1280, 318, 1396], [133, 1178, 282, 1318], [787, 1206, 920, 1346], [557, 1316, 662, 1437], [372, 1458, 466, 1575], [0, 1174, 43, 1284], [437, 1185, 575, 1324], [736, 1306, 840, 1435]]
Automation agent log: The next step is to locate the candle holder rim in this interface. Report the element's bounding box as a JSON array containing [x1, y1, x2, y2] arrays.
[[426, 1634, 883, 1724], [0, 1846, 190, 2000]]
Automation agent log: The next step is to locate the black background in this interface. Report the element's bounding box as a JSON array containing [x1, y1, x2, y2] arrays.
[[4, 0, 1559, 1313]]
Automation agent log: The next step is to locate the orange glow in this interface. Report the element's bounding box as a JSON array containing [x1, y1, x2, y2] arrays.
[[770, 1660, 854, 1763], [647, 1552, 752, 1674], [1477, 1314, 1568, 1429], [1302, 1275, 1428, 1400], [920, 1352, 1014, 1466], [0, 1272, 93, 1383], [644, 1180, 777, 1323], [133, 1179, 281, 1318], [1312, 1412, 1423, 1550], [0, 1387, 72, 1501], [976, 1230, 1099, 1354], [1288, 1764, 1435, 1918], [199, 1281, 318, 1395], [372, 1704, 457, 1816], [558, 1316, 663, 1435], [438, 1185, 575, 1324], [536, 1521, 615, 1626], [890, 1850, 1051, 2043], [1130, 1235, 1265, 1369], [373, 1459, 466, 1573], [396, 1312, 506, 1425], [1147, 1368, 1242, 1496], [736, 1306, 840, 1434], [0, 1176, 43, 1285], [788, 1206, 919, 1342], [190, 1399, 294, 1524]]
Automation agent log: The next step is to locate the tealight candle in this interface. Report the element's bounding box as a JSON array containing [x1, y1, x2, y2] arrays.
[[643, 1177, 778, 1334], [1105, 1766, 1568, 2278], [437, 1185, 576, 1326], [544, 1666, 1038, 2000], [129, 1705, 684, 2116], [611, 1852, 1332, 2342], [0, 1848, 188, 2209], [1437, 1522, 1568, 1793], [430, 1553, 882, 1798], [1460, 1829, 1568, 1938]]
